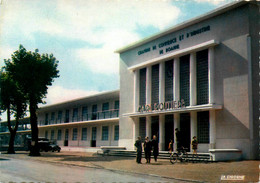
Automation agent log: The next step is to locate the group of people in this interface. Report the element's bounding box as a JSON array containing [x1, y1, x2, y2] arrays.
[[135, 128, 199, 164], [134, 135, 159, 164]]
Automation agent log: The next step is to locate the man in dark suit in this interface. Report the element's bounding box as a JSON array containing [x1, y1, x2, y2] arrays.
[[134, 136, 142, 164]]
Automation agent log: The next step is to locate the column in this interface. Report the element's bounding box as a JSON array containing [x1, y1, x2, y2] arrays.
[[190, 52, 197, 106], [159, 114, 165, 151], [209, 110, 216, 149], [208, 47, 215, 104], [134, 70, 140, 112], [146, 66, 152, 105], [174, 113, 180, 151], [146, 116, 151, 138], [159, 62, 165, 103], [133, 117, 139, 148], [190, 111, 197, 150], [174, 58, 180, 102]]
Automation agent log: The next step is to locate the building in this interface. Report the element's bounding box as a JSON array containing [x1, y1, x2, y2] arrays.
[[115, 1, 259, 160], [37, 90, 119, 148]]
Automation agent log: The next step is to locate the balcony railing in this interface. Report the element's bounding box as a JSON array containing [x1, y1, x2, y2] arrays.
[[39, 109, 119, 126]]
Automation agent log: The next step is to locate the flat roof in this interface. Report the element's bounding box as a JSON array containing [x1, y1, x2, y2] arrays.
[[38, 89, 119, 111], [114, 0, 248, 54]]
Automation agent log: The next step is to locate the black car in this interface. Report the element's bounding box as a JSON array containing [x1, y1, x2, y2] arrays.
[[26, 136, 61, 152]]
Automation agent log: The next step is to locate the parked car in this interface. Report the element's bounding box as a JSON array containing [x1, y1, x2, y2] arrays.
[[26, 136, 61, 152]]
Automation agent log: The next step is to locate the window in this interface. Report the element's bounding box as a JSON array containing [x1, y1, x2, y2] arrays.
[[114, 100, 119, 109], [197, 111, 209, 143], [92, 127, 97, 140], [45, 130, 48, 139], [114, 100, 119, 117], [102, 126, 109, 141], [45, 113, 49, 125], [92, 105, 97, 120], [180, 54, 190, 106], [151, 64, 159, 109], [72, 108, 78, 122], [165, 60, 174, 102], [82, 106, 88, 121], [81, 128, 87, 140], [57, 111, 62, 123], [102, 102, 109, 119], [72, 128, 78, 141], [197, 49, 209, 105], [51, 112, 55, 124], [51, 130, 55, 140], [139, 68, 146, 106], [65, 110, 70, 122], [114, 125, 119, 141], [57, 130, 62, 140]]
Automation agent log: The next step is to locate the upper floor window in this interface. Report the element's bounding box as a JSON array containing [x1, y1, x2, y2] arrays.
[[51, 112, 55, 124], [57, 111, 62, 123], [82, 106, 88, 121], [45, 113, 49, 125], [91, 105, 97, 120], [65, 110, 70, 123], [102, 102, 109, 119], [72, 108, 78, 122]]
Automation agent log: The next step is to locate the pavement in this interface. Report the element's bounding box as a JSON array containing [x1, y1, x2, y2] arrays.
[[1, 151, 259, 183]]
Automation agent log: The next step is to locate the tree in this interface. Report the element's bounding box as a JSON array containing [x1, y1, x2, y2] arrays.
[[4, 45, 59, 156], [0, 71, 27, 154]]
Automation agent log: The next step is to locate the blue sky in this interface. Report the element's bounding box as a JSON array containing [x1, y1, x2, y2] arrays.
[[0, 0, 236, 120]]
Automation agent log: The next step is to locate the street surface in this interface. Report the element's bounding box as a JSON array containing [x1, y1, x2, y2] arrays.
[[0, 157, 178, 182]]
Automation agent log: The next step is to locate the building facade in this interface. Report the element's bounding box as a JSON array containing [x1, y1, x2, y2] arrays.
[[37, 90, 120, 148], [116, 1, 259, 160]]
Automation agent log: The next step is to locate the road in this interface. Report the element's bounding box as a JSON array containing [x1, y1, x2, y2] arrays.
[[0, 157, 179, 182]]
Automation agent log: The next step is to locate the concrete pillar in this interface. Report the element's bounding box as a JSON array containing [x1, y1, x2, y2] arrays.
[[159, 114, 165, 151], [209, 47, 215, 104], [146, 116, 151, 138], [190, 111, 197, 151], [174, 58, 180, 102], [133, 118, 139, 148], [146, 66, 152, 105], [209, 110, 216, 149], [134, 70, 140, 112], [190, 52, 197, 106], [174, 113, 180, 151], [159, 62, 165, 103]]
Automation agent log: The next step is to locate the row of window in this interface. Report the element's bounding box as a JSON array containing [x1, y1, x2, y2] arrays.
[[43, 101, 119, 125], [45, 125, 119, 141], [139, 49, 209, 107]]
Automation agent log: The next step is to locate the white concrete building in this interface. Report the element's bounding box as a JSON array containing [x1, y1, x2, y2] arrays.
[[115, 1, 259, 160], [37, 90, 119, 148]]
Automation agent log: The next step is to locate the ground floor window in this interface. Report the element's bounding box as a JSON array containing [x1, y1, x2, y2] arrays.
[[72, 128, 78, 141], [45, 130, 48, 139], [51, 130, 55, 140], [114, 125, 119, 141], [197, 111, 209, 143], [139, 117, 146, 142], [57, 130, 62, 140], [81, 127, 87, 140], [102, 126, 109, 141]]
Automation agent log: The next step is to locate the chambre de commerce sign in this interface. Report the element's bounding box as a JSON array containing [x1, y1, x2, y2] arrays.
[[137, 25, 211, 56], [138, 99, 186, 113]]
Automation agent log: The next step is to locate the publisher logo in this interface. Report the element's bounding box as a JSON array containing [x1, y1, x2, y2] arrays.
[[221, 175, 245, 181]]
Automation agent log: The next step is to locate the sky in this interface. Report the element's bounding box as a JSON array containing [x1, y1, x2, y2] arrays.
[[0, 0, 236, 120]]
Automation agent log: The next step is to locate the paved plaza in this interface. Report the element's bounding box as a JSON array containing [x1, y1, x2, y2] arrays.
[[0, 151, 259, 182]]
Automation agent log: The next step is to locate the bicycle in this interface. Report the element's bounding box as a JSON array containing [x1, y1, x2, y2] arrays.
[[170, 147, 189, 164]]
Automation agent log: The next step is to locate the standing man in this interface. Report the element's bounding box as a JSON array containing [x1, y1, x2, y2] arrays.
[[151, 135, 159, 162], [143, 136, 151, 163], [134, 136, 142, 164]]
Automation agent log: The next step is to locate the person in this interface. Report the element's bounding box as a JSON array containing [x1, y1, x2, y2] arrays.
[[175, 128, 181, 150], [134, 136, 142, 164], [168, 139, 173, 153], [151, 135, 159, 162], [143, 136, 151, 163], [191, 136, 198, 156]]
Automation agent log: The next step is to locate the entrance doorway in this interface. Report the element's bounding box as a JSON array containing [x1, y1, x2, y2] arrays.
[[180, 113, 190, 151], [165, 114, 174, 151], [151, 116, 159, 139], [91, 127, 97, 147], [64, 129, 69, 146]]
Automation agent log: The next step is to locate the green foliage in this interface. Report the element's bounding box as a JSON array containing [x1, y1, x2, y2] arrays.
[[4, 45, 59, 106]]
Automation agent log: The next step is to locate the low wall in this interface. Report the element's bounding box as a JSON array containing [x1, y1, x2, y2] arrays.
[[209, 149, 242, 161]]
